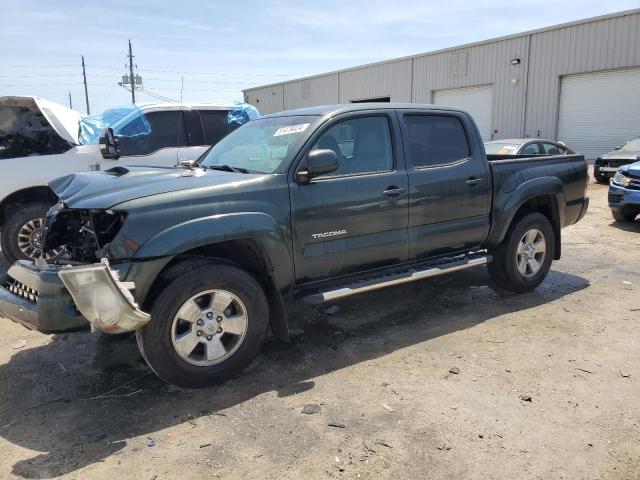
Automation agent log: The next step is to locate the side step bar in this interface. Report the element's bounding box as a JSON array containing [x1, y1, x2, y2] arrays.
[[304, 254, 490, 304]]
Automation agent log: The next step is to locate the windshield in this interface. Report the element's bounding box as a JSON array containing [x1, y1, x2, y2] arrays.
[[199, 115, 317, 173], [621, 138, 640, 151], [484, 142, 519, 155]]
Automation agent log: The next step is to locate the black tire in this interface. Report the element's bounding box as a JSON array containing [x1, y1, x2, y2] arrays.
[[1, 202, 55, 264], [136, 260, 269, 388], [488, 212, 555, 293], [593, 168, 609, 184], [612, 209, 637, 222]]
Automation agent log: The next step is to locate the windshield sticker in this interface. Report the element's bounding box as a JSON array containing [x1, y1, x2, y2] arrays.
[[273, 123, 310, 137]]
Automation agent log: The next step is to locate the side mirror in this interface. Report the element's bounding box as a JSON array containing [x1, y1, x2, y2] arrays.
[[615, 145, 622, 150], [297, 149, 338, 183], [99, 127, 120, 160]]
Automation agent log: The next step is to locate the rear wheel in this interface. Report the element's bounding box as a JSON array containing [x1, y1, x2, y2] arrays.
[[1, 202, 61, 264], [488, 213, 555, 293], [136, 260, 269, 388], [612, 209, 637, 222]]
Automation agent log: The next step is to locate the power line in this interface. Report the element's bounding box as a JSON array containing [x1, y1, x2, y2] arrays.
[[0, 82, 83, 87], [143, 86, 242, 93], [3, 64, 291, 77], [139, 76, 262, 85], [139, 68, 291, 77]]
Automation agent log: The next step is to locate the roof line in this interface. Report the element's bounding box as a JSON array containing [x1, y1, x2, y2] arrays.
[[243, 8, 640, 92]]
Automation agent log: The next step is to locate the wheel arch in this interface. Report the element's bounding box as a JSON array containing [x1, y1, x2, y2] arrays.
[[0, 186, 57, 227], [134, 213, 293, 341], [489, 178, 564, 260]]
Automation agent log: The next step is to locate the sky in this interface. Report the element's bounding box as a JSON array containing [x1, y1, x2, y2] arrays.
[[2, 0, 638, 115]]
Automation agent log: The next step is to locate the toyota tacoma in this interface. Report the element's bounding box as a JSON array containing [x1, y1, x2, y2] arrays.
[[0, 103, 589, 388]]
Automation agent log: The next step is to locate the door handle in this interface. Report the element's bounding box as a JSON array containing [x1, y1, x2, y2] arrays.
[[382, 187, 406, 196], [465, 177, 484, 186]]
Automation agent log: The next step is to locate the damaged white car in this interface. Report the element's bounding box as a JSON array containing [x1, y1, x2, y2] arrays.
[[0, 96, 258, 264]]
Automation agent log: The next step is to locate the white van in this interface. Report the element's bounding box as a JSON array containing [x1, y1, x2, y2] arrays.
[[0, 96, 257, 263]]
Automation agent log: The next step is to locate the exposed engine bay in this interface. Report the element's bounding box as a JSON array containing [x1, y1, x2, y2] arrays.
[[44, 205, 127, 263], [0, 104, 73, 159]]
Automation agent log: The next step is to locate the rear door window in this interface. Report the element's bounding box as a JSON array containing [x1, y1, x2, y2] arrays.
[[520, 142, 541, 155], [200, 110, 231, 145], [403, 115, 470, 167], [117, 111, 186, 156], [541, 142, 561, 155], [183, 110, 204, 146]]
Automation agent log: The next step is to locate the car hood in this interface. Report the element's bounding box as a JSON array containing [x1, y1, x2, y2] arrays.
[[619, 161, 640, 176], [49, 166, 263, 209], [0, 96, 81, 145], [600, 149, 640, 161]]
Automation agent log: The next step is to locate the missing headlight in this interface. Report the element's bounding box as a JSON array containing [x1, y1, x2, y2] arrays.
[[43, 207, 127, 262], [91, 210, 127, 248]]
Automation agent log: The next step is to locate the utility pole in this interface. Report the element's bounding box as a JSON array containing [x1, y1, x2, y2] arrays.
[[128, 39, 135, 104], [81, 55, 90, 114], [68, 91, 72, 109]]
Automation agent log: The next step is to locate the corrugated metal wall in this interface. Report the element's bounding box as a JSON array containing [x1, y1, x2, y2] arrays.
[[525, 12, 640, 139], [244, 10, 640, 143], [412, 36, 529, 138], [283, 74, 339, 110], [338, 59, 412, 102]]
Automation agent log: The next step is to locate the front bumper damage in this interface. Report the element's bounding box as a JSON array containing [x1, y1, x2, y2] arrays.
[[0, 261, 87, 332], [0, 259, 150, 334], [58, 259, 150, 333]]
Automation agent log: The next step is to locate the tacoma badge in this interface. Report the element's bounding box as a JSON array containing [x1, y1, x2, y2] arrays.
[[312, 229, 347, 239]]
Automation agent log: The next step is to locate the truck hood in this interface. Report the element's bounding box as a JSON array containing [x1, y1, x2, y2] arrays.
[[49, 166, 263, 209], [600, 149, 640, 161], [0, 96, 81, 145]]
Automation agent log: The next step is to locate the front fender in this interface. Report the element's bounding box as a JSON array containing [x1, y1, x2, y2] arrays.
[[487, 176, 565, 247], [133, 212, 295, 293]]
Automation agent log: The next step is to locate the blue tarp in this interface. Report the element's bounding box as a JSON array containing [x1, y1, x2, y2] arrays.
[[79, 102, 260, 145], [227, 102, 260, 127], [79, 105, 151, 144]]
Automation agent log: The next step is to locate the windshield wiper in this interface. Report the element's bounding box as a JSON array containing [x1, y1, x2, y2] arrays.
[[208, 164, 249, 174]]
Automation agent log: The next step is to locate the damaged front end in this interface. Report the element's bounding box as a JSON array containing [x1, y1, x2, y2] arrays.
[[0, 202, 150, 334], [43, 203, 128, 263], [44, 203, 150, 333], [58, 259, 150, 334]]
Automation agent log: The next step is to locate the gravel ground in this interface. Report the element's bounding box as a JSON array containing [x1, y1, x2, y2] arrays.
[[0, 178, 639, 480]]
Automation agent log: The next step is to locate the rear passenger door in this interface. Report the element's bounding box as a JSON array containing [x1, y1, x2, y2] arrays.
[[398, 111, 491, 260], [116, 110, 186, 167]]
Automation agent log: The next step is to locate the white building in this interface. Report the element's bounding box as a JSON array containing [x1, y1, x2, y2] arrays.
[[243, 9, 640, 158]]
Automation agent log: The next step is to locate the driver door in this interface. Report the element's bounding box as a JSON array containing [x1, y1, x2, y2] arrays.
[[289, 112, 409, 284]]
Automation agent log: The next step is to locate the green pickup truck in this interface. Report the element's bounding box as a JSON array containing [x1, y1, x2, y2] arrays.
[[0, 103, 589, 388]]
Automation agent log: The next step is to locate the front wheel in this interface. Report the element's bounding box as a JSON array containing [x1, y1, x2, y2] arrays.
[[612, 209, 637, 222], [1, 202, 62, 264], [488, 213, 555, 293], [593, 168, 609, 184], [136, 260, 269, 388]]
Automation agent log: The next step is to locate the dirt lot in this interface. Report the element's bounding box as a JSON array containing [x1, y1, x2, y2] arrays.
[[0, 179, 639, 480]]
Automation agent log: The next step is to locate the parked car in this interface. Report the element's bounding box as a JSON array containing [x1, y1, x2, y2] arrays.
[[0, 103, 589, 388], [0, 96, 258, 264], [594, 137, 640, 184], [484, 138, 575, 156], [608, 160, 640, 222]]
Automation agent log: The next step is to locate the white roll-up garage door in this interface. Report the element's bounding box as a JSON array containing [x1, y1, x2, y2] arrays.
[[434, 85, 493, 141], [558, 68, 640, 159]]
